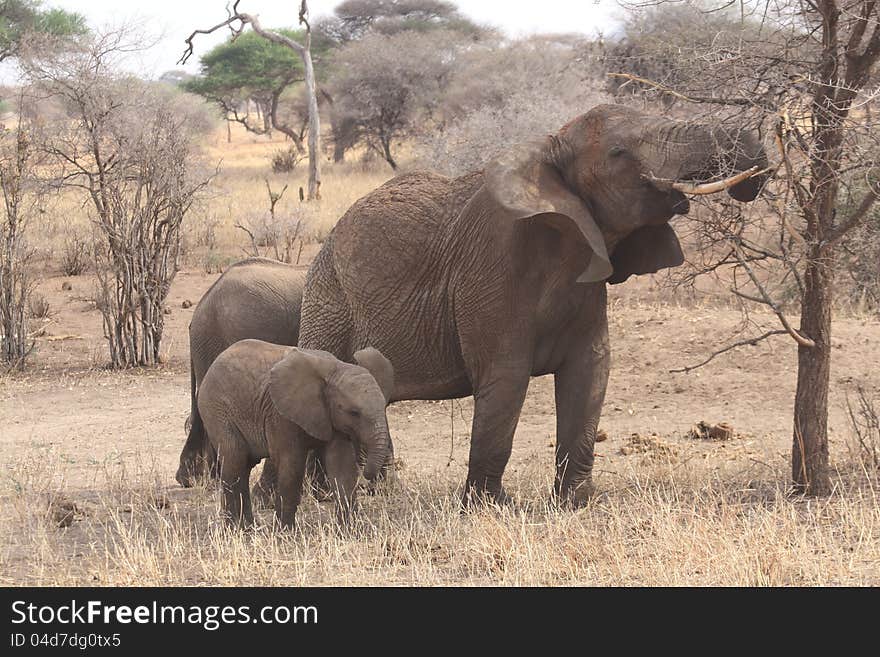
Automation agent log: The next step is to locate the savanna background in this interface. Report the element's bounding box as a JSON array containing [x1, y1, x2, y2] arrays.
[[1, 0, 879, 586]]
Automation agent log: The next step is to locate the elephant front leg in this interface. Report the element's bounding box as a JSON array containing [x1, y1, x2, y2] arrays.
[[219, 450, 254, 529], [463, 370, 531, 508], [321, 435, 359, 527], [553, 323, 610, 508], [273, 443, 308, 530]]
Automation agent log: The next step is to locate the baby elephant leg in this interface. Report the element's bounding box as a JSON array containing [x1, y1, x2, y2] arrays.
[[273, 440, 309, 530], [305, 451, 334, 501], [218, 444, 254, 529], [322, 436, 359, 527]]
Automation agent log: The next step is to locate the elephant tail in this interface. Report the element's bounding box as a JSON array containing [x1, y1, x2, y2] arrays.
[[176, 355, 215, 486], [189, 354, 200, 437]]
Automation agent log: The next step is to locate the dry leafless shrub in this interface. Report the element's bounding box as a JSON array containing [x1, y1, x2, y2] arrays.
[[271, 145, 304, 173], [839, 187, 880, 313], [27, 293, 49, 319], [236, 179, 312, 264], [0, 116, 44, 369], [847, 385, 880, 471], [328, 29, 464, 170], [23, 29, 216, 368], [59, 228, 90, 276], [614, 0, 880, 495]]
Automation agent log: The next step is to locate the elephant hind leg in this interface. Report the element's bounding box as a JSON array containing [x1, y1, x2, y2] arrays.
[[176, 410, 218, 487], [176, 357, 218, 487]]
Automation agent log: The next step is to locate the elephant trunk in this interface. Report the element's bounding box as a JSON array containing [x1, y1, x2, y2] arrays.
[[362, 420, 391, 481], [644, 123, 769, 202], [692, 124, 769, 201], [723, 128, 769, 202]]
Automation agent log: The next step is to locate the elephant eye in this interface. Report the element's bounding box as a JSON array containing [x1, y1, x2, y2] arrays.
[[348, 409, 361, 418], [608, 145, 627, 158]]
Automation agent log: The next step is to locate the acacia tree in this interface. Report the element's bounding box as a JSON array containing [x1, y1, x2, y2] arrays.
[[613, 0, 880, 495], [328, 30, 462, 169], [0, 0, 86, 62], [24, 30, 215, 368], [181, 0, 322, 200], [315, 0, 486, 45], [316, 0, 489, 163], [184, 28, 335, 150]]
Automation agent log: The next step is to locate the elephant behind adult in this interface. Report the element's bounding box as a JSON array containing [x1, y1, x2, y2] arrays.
[[298, 103, 768, 506], [176, 257, 306, 487]]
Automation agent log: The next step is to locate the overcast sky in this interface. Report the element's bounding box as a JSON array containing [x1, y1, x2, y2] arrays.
[[28, 0, 624, 79]]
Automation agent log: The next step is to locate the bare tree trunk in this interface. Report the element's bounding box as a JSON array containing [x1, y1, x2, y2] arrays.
[[333, 138, 346, 163], [381, 136, 398, 170], [268, 89, 305, 152], [792, 244, 835, 495], [302, 32, 321, 200], [227, 118, 232, 143], [185, 5, 321, 199]]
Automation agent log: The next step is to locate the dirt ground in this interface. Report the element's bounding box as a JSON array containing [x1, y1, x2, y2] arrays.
[[2, 264, 879, 585]]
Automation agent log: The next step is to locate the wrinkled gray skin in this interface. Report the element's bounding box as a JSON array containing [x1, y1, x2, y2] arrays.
[[295, 104, 768, 507], [176, 258, 306, 488], [197, 340, 395, 529]]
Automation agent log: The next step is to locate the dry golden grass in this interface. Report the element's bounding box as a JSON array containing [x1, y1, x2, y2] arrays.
[[2, 448, 878, 586]]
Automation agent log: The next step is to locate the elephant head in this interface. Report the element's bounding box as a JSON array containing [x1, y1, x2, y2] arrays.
[[486, 103, 768, 284], [269, 347, 394, 480]]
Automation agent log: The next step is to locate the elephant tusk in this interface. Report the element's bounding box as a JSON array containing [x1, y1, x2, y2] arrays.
[[644, 166, 769, 195]]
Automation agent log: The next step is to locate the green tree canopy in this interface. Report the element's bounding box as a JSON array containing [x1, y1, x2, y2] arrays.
[[316, 0, 488, 45], [184, 28, 333, 145], [185, 29, 306, 103], [0, 0, 87, 62]]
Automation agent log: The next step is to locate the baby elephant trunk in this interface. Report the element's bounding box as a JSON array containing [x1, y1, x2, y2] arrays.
[[363, 420, 391, 481]]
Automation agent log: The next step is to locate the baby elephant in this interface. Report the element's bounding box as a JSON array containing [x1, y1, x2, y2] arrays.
[[198, 339, 395, 529]]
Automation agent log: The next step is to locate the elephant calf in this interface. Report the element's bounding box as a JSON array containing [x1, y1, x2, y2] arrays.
[[198, 339, 395, 529], [177, 257, 306, 488]]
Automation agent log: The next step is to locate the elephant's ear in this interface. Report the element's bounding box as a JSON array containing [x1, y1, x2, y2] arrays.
[[607, 224, 685, 285], [269, 348, 337, 442], [485, 138, 613, 283], [353, 347, 395, 403]]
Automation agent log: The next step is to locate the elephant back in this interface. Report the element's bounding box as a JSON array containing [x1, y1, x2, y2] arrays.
[[299, 170, 484, 396], [329, 171, 481, 290]]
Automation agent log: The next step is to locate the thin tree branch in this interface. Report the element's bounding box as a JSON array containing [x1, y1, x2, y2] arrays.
[[670, 330, 789, 374], [179, 1, 246, 65], [730, 239, 816, 347], [607, 72, 754, 106], [179, 0, 308, 66], [730, 288, 771, 305], [827, 184, 879, 242]]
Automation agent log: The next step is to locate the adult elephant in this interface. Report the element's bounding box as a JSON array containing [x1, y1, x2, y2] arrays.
[[298, 103, 769, 507], [176, 257, 306, 487]]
